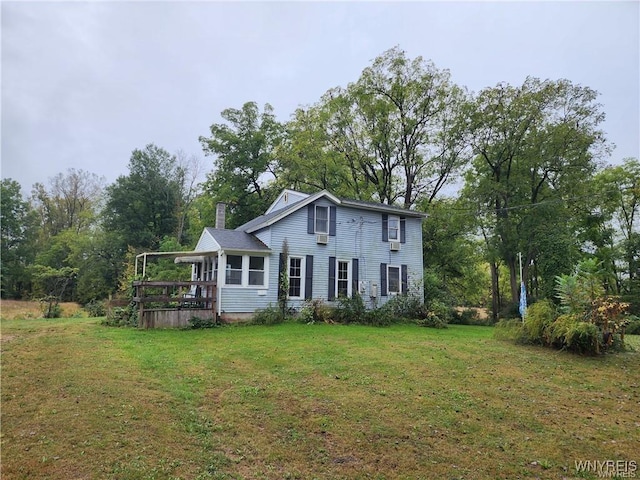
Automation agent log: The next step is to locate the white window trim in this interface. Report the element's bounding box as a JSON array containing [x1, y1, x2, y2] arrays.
[[336, 259, 352, 298], [225, 254, 243, 286], [221, 253, 269, 288], [288, 256, 306, 299], [248, 255, 267, 287], [387, 264, 401, 296], [388, 215, 400, 242], [315, 205, 329, 234]]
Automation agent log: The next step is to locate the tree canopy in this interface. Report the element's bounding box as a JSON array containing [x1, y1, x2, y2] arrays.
[[461, 77, 609, 317], [1, 179, 38, 298], [103, 144, 182, 251], [199, 102, 283, 228], [2, 47, 637, 320]]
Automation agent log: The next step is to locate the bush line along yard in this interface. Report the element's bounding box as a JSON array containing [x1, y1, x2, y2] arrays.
[[1, 316, 638, 480]]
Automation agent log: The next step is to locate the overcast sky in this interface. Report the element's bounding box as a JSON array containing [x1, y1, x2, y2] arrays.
[[2, 1, 639, 194]]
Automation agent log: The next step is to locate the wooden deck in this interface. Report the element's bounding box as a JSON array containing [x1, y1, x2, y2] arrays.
[[132, 280, 217, 328]]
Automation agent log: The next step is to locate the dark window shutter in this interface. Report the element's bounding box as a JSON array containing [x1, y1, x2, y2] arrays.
[[352, 258, 359, 296], [400, 217, 406, 243], [328, 256, 336, 301], [305, 255, 314, 300], [382, 214, 388, 242], [380, 263, 388, 296], [329, 206, 337, 236], [307, 205, 315, 234], [401, 264, 408, 294], [278, 253, 286, 300]]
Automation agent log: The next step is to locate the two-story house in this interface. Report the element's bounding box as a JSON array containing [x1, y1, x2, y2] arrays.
[[182, 189, 427, 321]]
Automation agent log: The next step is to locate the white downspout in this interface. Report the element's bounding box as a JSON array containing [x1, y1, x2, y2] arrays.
[[217, 250, 223, 317]]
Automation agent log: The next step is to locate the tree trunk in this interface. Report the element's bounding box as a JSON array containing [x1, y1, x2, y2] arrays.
[[507, 255, 519, 307], [490, 261, 500, 322]]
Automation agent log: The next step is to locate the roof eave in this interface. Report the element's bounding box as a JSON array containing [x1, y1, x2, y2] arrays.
[[220, 247, 272, 254], [339, 200, 428, 218]]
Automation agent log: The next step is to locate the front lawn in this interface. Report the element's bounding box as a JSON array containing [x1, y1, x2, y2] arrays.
[[1, 318, 638, 479]]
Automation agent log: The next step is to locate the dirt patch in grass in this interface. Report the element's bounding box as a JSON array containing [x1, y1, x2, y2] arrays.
[[2, 320, 639, 479]]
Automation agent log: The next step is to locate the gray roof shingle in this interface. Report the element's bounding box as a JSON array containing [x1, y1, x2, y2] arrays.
[[235, 198, 306, 232], [339, 197, 428, 217], [204, 228, 270, 252]]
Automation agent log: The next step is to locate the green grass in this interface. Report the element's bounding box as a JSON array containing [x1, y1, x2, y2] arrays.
[[2, 318, 639, 479]]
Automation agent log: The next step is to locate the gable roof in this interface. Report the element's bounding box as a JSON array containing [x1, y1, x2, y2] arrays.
[[265, 189, 310, 214], [203, 227, 270, 252], [237, 190, 341, 234], [237, 189, 427, 234]]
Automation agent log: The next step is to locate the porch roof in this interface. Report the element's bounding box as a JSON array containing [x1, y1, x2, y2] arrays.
[[134, 250, 220, 277]]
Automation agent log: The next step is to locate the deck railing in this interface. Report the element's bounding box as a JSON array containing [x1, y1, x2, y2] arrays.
[[132, 280, 217, 328]]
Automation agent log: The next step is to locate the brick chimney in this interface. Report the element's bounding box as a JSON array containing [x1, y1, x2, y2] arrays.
[[215, 202, 226, 229]]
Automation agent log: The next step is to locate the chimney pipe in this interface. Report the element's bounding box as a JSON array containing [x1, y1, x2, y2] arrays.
[[215, 202, 226, 229]]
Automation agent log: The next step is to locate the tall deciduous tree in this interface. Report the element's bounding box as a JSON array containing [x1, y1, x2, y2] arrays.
[[420, 196, 489, 307], [103, 144, 182, 250], [276, 48, 468, 208], [353, 46, 469, 207], [1, 179, 38, 298], [31, 168, 104, 237], [298, 47, 468, 207], [199, 102, 284, 228], [593, 158, 640, 309], [274, 105, 372, 199], [174, 150, 206, 244], [462, 77, 608, 318]]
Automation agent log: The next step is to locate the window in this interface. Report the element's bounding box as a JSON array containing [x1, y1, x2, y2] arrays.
[[329, 257, 357, 300], [289, 257, 303, 298], [222, 254, 268, 288], [225, 255, 242, 285], [248, 256, 265, 286], [337, 260, 350, 297], [388, 215, 400, 241], [388, 266, 401, 294], [315, 206, 329, 234], [308, 204, 336, 236]]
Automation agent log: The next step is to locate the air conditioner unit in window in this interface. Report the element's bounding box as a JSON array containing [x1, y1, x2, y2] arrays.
[[316, 233, 328, 245], [390, 241, 401, 251]]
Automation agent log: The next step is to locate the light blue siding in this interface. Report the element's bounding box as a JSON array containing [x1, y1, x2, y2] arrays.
[[254, 228, 271, 248], [217, 197, 424, 315], [195, 230, 218, 251], [219, 287, 274, 315]]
